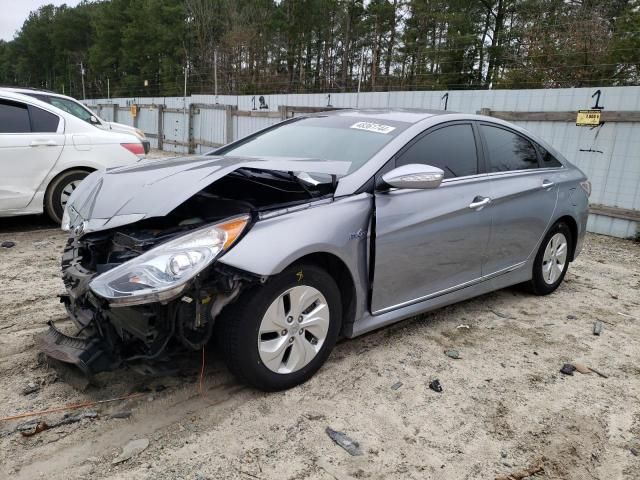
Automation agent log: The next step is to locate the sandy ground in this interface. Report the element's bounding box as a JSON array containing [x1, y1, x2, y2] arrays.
[[0, 214, 639, 479]]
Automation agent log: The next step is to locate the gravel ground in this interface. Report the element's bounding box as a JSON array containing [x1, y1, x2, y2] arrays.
[[0, 198, 639, 479]]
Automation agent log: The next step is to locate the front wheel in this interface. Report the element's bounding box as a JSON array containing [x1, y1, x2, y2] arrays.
[[44, 169, 90, 224], [216, 264, 342, 391], [527, 221, 573, 295]]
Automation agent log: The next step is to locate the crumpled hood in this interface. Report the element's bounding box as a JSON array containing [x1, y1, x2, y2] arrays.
[[65, 155, 351, 233]]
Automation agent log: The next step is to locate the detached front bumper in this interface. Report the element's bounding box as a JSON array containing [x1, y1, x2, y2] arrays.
[[36, 321, 115, 375]]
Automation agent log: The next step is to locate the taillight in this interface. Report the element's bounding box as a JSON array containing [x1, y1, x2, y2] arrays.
[[121, 143, 145, 156], [579, 180, 592, 197]]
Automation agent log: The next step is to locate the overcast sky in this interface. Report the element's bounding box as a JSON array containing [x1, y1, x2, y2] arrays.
[[0, 0, 83, 41]]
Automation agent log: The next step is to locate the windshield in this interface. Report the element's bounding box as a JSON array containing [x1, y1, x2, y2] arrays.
[[31, 94, 97, 124], [218, 115, 408, 174]]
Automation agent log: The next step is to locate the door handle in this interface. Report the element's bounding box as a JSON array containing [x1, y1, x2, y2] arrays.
[[541, 180, 555, 189], [469, 196, 491, 210], [29, 140, 58, 147]]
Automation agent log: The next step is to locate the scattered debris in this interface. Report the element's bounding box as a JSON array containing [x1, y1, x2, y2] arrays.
[[489, 309, 513, 319], [593, 321, 603, 336], [390, 381, 403, 390], [631, 447, 639, 457], [588, 367, 609, 379], [325, 427, 362, 456], [618, 312, 633, 318], [22, 382, 40, 395], [32, 240, 52, 248], [16, 420, 48, 437], [1, 241, 15, 248], [495, 462, 543, 480], [16, 410, 99, 436], [572, 363, 591, 374], [429, 379, 443, 393], [456, 324, 470, 329], [108, 411, 132, 420], [444, 349, 461, 359], [112, 438, 150, 464], [566, 315, 577, 320], [560, 364, 576, 376]]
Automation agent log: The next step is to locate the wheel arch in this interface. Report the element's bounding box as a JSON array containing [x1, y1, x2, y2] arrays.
[[281, 252, 357, 336], [44, 166, 96, 206], [554, 215, 578, 261]]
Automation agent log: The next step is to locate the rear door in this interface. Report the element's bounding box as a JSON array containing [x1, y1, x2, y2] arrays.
[[371, 122, 492, 314], [479, 123, 559, 275], [0, 99, 64, 210]]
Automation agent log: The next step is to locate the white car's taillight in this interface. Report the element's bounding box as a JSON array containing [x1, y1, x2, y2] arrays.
[[121, 142, 145, 158], [580, 180, 592, 197]]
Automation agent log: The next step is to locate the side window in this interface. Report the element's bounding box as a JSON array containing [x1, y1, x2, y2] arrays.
[[29, 105, 60, 132], [395, 124, 478, 179], [480, 124, 539, 172], [538, 146, 563, 168], [0, 100, 31, 133]]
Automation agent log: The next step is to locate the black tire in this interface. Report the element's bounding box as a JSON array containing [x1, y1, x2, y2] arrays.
[[527, 221, 573, 295], [44, 170, 90, 224], [216, 263, 342, 391]]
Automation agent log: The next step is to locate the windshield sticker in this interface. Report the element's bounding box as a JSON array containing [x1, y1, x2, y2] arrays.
[[350, 121, 396, 134]]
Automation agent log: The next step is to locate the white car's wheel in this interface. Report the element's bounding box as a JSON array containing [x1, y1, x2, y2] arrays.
[[44, 169, 90, 223]]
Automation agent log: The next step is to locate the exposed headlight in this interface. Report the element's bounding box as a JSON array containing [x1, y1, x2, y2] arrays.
[[90, 216, 249, 306]]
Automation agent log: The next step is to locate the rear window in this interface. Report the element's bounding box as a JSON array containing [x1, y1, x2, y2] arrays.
[[0, 100, 31, 133], [219, 116, 409, 174], [29, 105, 60, 132], [538, 146, 563, 168], [480, 124, 539, 172]]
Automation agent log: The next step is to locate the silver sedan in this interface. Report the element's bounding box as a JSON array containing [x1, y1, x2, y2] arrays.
[[41, 109, 590, 391]]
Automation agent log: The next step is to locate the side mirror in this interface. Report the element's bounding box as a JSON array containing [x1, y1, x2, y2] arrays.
[[89, 115, 100, 125], [382, 164, 444, 190]]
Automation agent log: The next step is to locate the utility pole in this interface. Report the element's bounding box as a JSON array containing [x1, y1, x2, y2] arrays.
[[183, 61, 189, 151], [80, 62, 86, 100], [107, 78, 110, 100], [214, 49, 218, 102], [183, 61, 189, 104], [356, 47, 365, 108]]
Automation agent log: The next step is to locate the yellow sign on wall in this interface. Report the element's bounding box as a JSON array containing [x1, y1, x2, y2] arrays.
[[576, 109, 601, 126], [130, 105, 138, 118]]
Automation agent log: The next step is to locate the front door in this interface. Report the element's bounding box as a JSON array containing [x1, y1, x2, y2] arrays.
[[0, 99, 64, 210], [371, 122, 492, 314]]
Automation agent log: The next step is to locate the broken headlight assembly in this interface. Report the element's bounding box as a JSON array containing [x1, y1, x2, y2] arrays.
[[89, 215, 250, 306]]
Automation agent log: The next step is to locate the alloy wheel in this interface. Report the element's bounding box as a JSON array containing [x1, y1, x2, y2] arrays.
[[60, 180, 81, 209], [542, 232, 568, 284], [258, 285, 329, 374]]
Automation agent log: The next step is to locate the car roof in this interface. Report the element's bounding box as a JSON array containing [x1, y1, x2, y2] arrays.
[[1, 86, 79, 102], [321, 108, 453, 124]]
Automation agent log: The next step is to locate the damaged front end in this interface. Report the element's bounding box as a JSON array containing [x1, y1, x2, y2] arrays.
[[39, 160, 344, 376]]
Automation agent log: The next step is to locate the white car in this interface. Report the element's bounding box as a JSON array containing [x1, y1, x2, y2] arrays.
[[0, 90, 144, 223], [3, 87, 151, 154]]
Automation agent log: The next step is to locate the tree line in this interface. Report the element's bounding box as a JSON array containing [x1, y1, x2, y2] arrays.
[[0, 0, 638, 100]]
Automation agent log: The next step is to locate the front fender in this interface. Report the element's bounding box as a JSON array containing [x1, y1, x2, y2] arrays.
[[218, 193, 373, 320]]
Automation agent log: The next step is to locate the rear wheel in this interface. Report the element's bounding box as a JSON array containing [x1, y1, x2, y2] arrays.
[[527, 221, 572, 295], [216, 264, 342, 391], [44, 170, 90, 224]]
